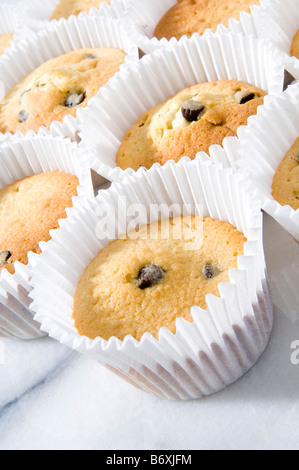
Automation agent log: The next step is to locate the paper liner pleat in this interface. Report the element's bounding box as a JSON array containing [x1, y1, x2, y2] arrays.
[[77, 30, 284, 182], [30, 157, 273, 400], [0, 133, 93, 340]]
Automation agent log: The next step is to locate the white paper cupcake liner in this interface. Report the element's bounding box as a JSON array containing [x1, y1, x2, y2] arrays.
[[0, 14, 139, 142], [77, 30, 285, 182], [124, 0, 272, 54], [30, 156, 273, 400], [22, 0, 131, 32], [237, 83, 299, 242], [255, 0, 299, 84], [0, 4, 31, 55], [257, 0, 299, 58], [0, 132, 93, 340]]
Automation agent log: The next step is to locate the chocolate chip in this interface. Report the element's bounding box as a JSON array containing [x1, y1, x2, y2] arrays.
[[85, 54, 97, 60], [181, 99, 205, 122], [19, 89, 31, 104], [0, 250, 12, 268], [234, 90, 255, 104], [18, 110, 29, 122], [65, 92, 86, 108], [137, 265, 165, 289], [203, 264, 220, 279]]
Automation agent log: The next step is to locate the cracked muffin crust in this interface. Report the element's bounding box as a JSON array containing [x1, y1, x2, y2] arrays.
[[154, 0, 261, 40], [73, 215, 246, 341], [272, 137, 299, 211], [51, 0, 110, 20], [116, 80, 266, 171], [0, 171, 79, 274], [0, 47, 126, 134]]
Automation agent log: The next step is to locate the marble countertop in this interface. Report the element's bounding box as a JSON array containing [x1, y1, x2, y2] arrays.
[[0, 213, 298, 450]]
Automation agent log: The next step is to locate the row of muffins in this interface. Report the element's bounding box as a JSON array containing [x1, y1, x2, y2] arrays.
[[0, 4, 296, 326], [2, 0, 299, 60], [0, 11, 296, 286], [0, 0, 297, 399]]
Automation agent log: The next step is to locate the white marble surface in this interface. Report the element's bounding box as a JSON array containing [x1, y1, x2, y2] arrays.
[[0, 213, 298, 450]]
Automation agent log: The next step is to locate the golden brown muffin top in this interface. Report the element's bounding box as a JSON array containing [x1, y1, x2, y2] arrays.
[[0, 171, 79, 274], [73, 215, 246, 341], [0, 47, 126, 134], [116, 80, 266, 171], [51, 0, 110, 20], [154, 0, 261, 40]]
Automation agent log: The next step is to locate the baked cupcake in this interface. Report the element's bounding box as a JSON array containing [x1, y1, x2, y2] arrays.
[[153, 0, 261, 40], [272, 137, 299, 211], [0, 171, 79, 275], [51, 0, 110, 19], [116, 80, 265, 171], [73, 215, 246, 341], [0, 132, 92, 340], [30, 157, 273, 400], [0, 47, 126, 135], [78, 30, 284, 181]]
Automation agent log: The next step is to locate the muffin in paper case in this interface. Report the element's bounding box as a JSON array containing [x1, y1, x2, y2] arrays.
[[30, 155, 273, 400], [77, 30, 285, 182], [0, 14, 139, 142], [124, 0, 272, 54], [237, 83, 299, 242], [0, 132, 93, 340]]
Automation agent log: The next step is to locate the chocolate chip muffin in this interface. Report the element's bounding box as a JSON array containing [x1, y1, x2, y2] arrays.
[[290, 29, 299, 59], [73, 215, 246, 341], [51, 0, 110, 20], [0, 171, 79, 274], [0, 47, 126, 134], [116, 80, 266, 171], [272, 137, 299, 211], [0, 33, 13, 55], [154, 0, 261, 40]]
